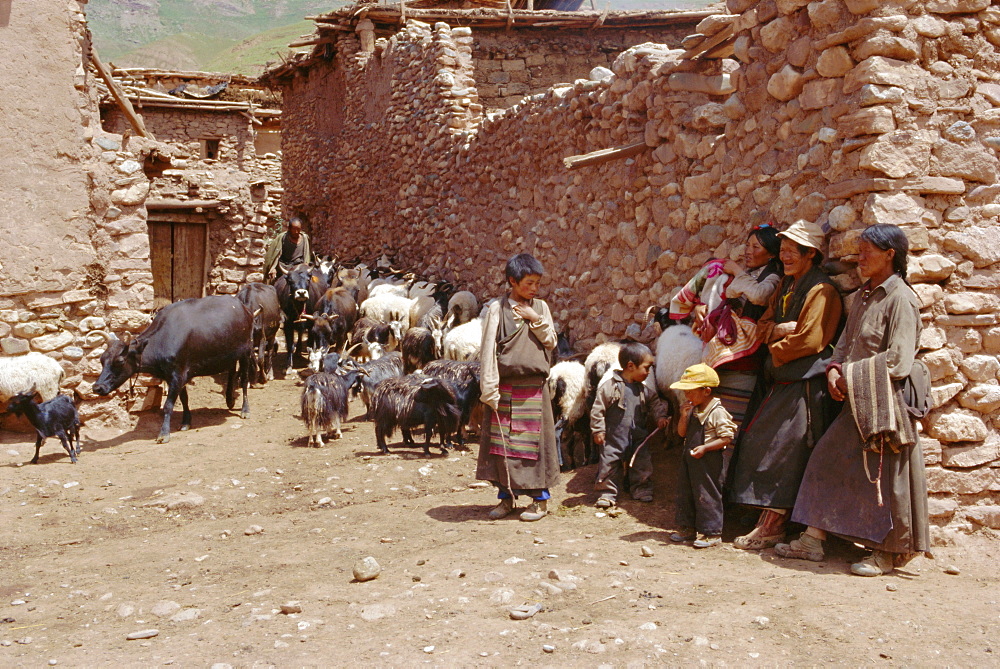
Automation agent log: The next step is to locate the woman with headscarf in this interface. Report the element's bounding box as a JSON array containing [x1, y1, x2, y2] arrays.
[[775, 224, 930, 576], [727, 220, 844, 551], [693, 223, 783, 425]]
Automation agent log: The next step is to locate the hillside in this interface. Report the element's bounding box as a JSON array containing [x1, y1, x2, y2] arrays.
[[87, 0, 716, 74]]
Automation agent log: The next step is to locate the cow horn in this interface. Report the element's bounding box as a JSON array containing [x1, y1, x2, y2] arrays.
[[252, 308, 262, 319]]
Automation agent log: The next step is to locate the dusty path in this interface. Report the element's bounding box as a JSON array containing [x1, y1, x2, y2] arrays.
[[1, 366, 998, 667]]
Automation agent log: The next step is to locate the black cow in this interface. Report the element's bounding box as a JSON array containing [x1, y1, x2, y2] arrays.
[[237, 282, 282, 385], [274, 263, 328, 374], [92, 295, 254, 444]]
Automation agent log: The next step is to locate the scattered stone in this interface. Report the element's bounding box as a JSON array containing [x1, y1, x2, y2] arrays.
[[353, 556, 381, 582], [142, 492, 205, 510], [639, 621, 657, 631], [641, 546, 654, 557], [542, 644, 556, 653], [509, 603, 543, 620], [150, 601, 180, 618], [126, 629, 159, 640], [886, 583, 897, 592], [244, 525, 264, 536], [360, 602, 397, 621], [944, 565, 961, 575], [10, 600, 25, 606], [752, 616, 770, 628], [170, 608, 201, 623], [280, 603, 303, 615], [423, 645, 435, 653], [16, 637, 32, 644]]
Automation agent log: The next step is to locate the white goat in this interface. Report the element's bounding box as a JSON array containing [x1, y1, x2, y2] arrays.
[[0, 352, 65, 403], [548, 360, 589, 469], [360, 293, 413, 325]]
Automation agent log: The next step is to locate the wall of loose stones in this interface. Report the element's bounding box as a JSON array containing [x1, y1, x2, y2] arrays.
[[279, 6, 1000, 537], [0, 0, 165, 427], [471, 27, 697, 109]]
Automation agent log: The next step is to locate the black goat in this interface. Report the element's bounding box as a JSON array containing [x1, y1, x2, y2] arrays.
[[401, 326, 441, 375], [350, 316, 391, 362], [8, 386, 82, 464], [300, 370, 356, 447], [345, 352, 403, 417], [370, 375, 461, 456], [421, 359, 481, 448]]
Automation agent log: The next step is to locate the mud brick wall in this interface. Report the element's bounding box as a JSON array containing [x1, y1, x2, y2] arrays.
[[0, 0, 165, 426], [471, 27, 696, 109], [278, 2, 1000, 537]]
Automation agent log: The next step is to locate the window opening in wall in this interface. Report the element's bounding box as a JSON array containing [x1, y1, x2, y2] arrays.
[[201, 138, 221, 160]]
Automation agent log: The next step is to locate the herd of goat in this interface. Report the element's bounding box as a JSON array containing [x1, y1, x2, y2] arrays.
[[1, 254, 705, 468]]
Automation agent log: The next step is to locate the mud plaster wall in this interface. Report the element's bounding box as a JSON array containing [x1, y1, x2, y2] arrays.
[[280, 4, 1000, 538], [472, 26, 698, 109], [0, 0, 164, 426]]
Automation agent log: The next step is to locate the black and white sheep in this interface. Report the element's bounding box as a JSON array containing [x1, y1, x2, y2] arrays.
[[7, 386, 82, 464], [300, 371, 355, 446], [370, 374, 461, 455], [421, 359, 481, 447], [445, 290, 478, 327], [0, 352, 65, 403], [442, 315, 484, 361], [547, 360, 589, 470]]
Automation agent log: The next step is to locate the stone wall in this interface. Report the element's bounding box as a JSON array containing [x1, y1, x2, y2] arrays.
[[103, 107, 256, 169], [278, 3, 1000, 537], [0, 0, 164, 426], [471, 27, 697, 108]]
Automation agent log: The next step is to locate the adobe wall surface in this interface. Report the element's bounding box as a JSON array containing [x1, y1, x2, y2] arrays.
[[471, 26, 696, 108], [279, 3, 1000, 538], [0, 0, 162, 425]]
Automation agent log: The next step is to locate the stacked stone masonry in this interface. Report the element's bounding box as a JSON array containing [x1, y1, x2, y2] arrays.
[[278, 3, 1000, 539], [471, 28, 695, 108]]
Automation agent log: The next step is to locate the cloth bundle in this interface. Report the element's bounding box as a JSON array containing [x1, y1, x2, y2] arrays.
[[844, 352, 919, 454]]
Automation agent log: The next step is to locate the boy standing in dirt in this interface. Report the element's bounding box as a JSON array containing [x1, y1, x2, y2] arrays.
[[590, 342, 669, 508], [476, 253, 559, 522], [670, 363, 736, 548]]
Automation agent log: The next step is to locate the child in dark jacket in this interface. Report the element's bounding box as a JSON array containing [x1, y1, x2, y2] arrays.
[[590, 342, 669, 507]]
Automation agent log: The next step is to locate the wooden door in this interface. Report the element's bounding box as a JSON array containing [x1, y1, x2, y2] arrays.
[[148, 221, 207, 308]]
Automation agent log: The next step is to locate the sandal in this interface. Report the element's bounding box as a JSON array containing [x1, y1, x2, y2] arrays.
[[774, 532, 825, 562], [734, 509, 787, 550], [851, 550, 894, 577], [670, 528, 696, 543], [595, 496, 615, 509]]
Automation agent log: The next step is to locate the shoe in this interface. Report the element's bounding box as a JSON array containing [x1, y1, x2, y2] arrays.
[[488, 497, 515, 520], [632, 491, 653, 503], [693, 533, 721, 549], [851, 550, 894, 577], [520, 499, 548, 522], [670, 528, 696, 543], [774, 532, 825, 562], [734, 509, 787, 551], [595, 496, 615, 509]]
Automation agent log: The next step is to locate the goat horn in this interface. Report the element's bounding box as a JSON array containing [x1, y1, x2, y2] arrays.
[[344, 342, 363, 357], [643, 305, 657, 322], [88, 330, 118, 343]]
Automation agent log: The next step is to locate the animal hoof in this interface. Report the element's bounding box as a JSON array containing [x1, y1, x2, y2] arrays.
[[180, 425, 190, 432], [155, 436, 170, 444], [241, 411, 250, 419]]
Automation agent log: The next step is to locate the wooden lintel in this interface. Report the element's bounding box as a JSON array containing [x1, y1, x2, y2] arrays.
[[146, 199, 221, 210], [563, 141, 649, 170], [681, 23, 735, 61], [91, 50, 152, 139]]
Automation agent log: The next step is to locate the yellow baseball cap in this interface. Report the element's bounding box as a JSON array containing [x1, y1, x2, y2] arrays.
[[670, 363, 720, 390]]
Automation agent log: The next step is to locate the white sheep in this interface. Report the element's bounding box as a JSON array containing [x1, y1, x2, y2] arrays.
[[443, 316, 484, 361], [360, 293, 413, 325], [653, 324, 704, 402], [0, 352, 65, 403], [368, 282, 410, 299], [446, 291, 479, 327]]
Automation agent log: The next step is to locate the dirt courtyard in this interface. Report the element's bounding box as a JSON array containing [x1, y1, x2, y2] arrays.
[[1, 364, 998, 667]]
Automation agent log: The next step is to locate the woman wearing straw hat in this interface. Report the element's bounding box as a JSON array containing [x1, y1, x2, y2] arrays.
[[727, 220, 844, 551], [776, 224, 931, 576]]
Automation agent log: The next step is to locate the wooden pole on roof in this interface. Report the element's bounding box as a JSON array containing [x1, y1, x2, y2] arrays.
[[505, 0, 514, 30], [400, 0, 406, 25], [527, 0, 534, 10], [91, 49, 153, 139]]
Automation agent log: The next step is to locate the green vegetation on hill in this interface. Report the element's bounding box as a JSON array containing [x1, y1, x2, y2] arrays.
[[207, 22, 316, 76]]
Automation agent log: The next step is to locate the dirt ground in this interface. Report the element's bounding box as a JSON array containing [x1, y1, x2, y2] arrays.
[[1, 359, 999, 668]]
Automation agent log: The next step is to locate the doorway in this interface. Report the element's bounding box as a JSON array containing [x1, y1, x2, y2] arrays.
[[147, 221, 208, 308]]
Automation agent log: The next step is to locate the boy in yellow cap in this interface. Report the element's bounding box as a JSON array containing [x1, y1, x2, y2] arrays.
[[669, 363, 737, 548]]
